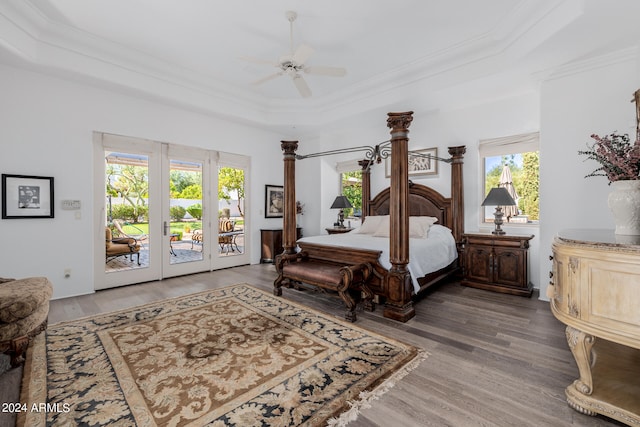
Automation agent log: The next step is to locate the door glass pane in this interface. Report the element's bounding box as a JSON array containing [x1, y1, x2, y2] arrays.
[[105, 152, 150, 272], [218, 166, 245, 258], [169, 159, 204, 264]]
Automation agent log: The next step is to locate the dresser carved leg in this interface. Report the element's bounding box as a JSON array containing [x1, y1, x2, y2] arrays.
[[564, 326, 598, 416]]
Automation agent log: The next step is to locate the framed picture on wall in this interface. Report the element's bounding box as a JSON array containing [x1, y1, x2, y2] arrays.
[[265, 185, 284, 218], [385, 147, 438, 177], [2, 174, 54, 219]]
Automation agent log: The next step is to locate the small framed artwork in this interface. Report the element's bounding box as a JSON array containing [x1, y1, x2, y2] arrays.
[[385, 147, 438, 177], [2, 174, 54, 219], [265, 185, 284, 218]]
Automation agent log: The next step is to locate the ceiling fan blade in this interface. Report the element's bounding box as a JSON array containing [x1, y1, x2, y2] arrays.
[[304, 65, 347, 77], [252, 72, 283, 85], [292, 44, 314, 65], [291, 74, 312, 98], [239, 56, 279, 66]]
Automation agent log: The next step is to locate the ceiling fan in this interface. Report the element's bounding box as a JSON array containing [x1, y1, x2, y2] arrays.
[[241, 11, 347, 98]]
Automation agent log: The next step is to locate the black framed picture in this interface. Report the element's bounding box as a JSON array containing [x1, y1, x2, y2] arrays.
[[2, 174, 54, 219], [265, 185, 284, 218], [385, 147, 438, 177]]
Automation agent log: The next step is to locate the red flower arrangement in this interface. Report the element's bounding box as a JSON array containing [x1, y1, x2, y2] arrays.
[[579, 133, 640, 184]]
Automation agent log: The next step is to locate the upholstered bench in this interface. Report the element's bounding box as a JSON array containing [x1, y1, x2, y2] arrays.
[[0, 277, 52, 367], [274, 252, 374, 322]]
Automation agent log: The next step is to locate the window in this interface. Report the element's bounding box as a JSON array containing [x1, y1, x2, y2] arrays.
[[341, 170, 362, 218], [336, 160, 362, 219], [479, 132, 539, 224]]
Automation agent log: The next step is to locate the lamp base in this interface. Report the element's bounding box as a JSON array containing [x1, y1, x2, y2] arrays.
[[492, 207, 507, 235], [337, 209, 345, 228]]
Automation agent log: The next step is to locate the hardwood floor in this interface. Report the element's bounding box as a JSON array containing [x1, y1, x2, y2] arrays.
[[4, 264, 626, 426]]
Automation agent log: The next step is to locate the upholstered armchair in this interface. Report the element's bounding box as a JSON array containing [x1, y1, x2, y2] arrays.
[[0, 276, 52, 367], [106, 227, 141, 265]]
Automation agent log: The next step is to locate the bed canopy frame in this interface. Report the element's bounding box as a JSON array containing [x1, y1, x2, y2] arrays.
[[279, 111, 465, 321]]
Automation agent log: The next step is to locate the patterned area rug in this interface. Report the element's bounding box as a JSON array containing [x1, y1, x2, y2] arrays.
[[20, 284, 425, 426]]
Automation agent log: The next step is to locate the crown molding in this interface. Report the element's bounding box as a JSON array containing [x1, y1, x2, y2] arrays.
[[537, 46, 638, 82], [0, 0, 603, 131]]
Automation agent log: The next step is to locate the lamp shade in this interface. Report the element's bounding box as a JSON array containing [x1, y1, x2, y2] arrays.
[[330, 195, 352, 209], [482, 187, 516, 207]]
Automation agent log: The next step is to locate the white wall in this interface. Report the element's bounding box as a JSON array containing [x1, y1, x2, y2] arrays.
[[304, 97, 542, 289], [5, 50, 637, 301], [0, 64, 286, 299], [422, 96, 541, 290], [538, 53, 640, 300]]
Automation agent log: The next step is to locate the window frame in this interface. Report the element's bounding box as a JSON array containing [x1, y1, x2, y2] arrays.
[[479, 132, 540, 226]]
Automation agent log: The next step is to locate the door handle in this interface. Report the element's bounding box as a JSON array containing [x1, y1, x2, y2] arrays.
[[164, 221, 169, 236]]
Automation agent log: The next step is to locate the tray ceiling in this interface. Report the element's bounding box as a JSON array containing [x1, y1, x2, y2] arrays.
[[1, 0, 639, 130]]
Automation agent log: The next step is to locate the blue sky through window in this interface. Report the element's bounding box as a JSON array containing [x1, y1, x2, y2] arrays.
[[485, 154, 523, 172]]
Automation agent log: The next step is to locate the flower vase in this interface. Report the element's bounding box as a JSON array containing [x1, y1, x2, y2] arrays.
[[608, 180, 640, 235]]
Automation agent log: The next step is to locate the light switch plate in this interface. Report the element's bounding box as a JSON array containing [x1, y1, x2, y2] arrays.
[[61, 200, 81, 210]]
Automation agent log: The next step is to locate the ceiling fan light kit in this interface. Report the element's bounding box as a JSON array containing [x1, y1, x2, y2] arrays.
[[244, 10, 347, 98]]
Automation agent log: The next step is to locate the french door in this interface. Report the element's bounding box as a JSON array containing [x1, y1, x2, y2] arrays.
[[94, 133, 249, 290]]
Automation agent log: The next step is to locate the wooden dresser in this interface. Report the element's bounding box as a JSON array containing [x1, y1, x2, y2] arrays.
[[260, 228, 301, 263], [549, 229, 640, 426], [461, 232, 534, 296]]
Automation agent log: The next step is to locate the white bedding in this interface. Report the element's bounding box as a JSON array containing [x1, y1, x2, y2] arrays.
[[297, 224, 458, 293]]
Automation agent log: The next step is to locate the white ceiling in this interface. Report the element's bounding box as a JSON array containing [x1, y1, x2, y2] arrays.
[[1, 0, 639, 132]]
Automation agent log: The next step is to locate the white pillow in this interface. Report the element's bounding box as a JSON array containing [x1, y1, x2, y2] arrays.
[[410, 216, 439, 238], [372, 215, 391, 237], [372, 215, 438, 238], [427, 224, 453, 237], [351, 215, 387, 234]]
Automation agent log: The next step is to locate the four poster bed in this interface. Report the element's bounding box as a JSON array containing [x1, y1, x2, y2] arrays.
[[274, 111, 466, 322]]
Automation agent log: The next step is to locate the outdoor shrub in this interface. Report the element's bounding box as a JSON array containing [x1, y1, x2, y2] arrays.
[[137, 205, 149, 222], [111, 204, 149, 223], [170, 205, 186, 221], [111, 204, 137, 223], [186, 203, 202, 220]]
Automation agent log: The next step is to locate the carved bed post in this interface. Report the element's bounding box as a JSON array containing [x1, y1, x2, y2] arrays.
[[281, 141, 298, 255], [385, 111, 415, 322], [358, 159, 372, 223], [448, 146, 466, 243]]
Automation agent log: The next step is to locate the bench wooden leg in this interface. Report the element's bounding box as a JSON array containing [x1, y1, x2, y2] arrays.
[[274, 274, 284, 296], [361, 282, 375, 312], [344, 308, 357, 322], [338, 266, 359, 322]]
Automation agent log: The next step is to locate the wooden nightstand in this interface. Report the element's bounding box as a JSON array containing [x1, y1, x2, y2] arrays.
[[461, 232, 534, 297], [325, 227, 354, 235]]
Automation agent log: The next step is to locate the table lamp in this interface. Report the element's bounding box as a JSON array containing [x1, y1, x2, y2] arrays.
[[481, 187, 516, 235], [330, 195, 352, 228]]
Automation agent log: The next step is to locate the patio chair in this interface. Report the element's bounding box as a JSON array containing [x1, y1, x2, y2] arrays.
[[112, 219, 149, 249], [218, 218, 236, 252], [190, 219, 237, 252], [191, 229, 203, 250], [106, 227, 141, 265]]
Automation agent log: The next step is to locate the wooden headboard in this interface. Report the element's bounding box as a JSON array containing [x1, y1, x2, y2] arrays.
[[368, 183, 453, 231]]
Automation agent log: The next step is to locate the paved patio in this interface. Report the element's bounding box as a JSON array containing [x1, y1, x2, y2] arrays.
[[106, 233, 244, 273]]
